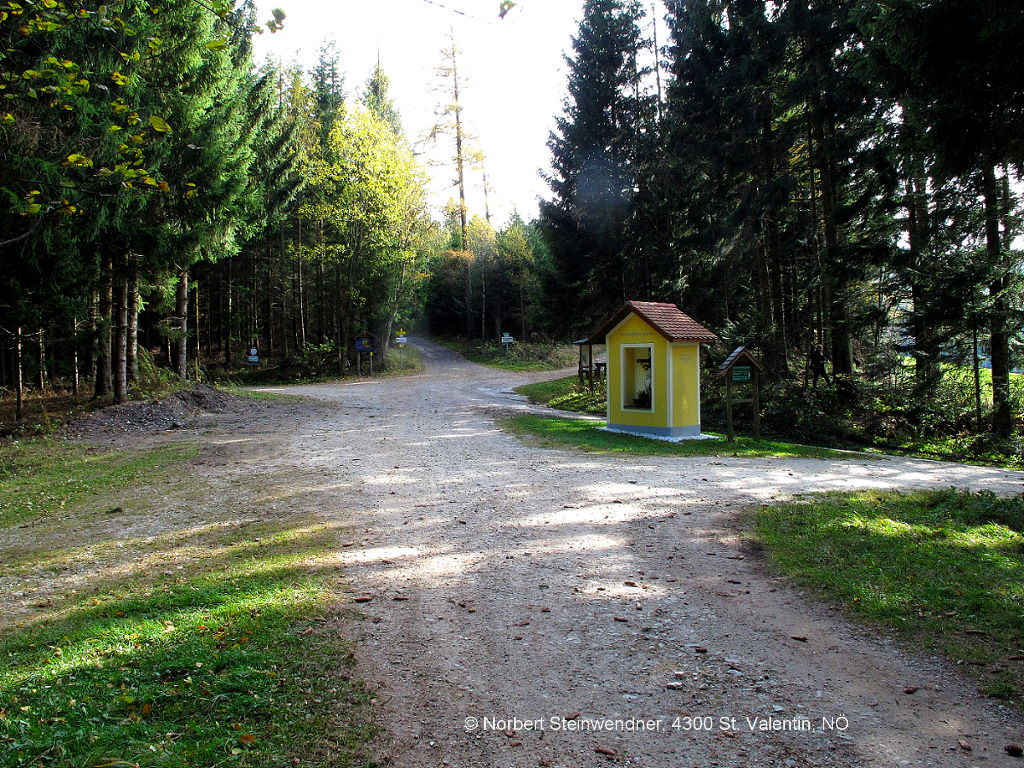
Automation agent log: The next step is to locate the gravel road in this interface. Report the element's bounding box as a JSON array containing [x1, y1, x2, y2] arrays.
[[246, 337, 1023, 768]]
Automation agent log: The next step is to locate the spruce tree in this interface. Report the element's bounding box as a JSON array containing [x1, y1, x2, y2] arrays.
[[363, 63, 403, 136], [539, 0, 648, 333], [662, 0, 793, 371]]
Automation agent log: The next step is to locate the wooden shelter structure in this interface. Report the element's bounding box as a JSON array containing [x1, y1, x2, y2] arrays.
[[573, 338, 606, 389]]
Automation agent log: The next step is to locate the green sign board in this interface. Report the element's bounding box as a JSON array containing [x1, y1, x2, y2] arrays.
[[731, 365, 752, 383]]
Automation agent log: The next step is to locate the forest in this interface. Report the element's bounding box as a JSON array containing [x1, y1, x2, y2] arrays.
[[537, 0, 1023, 457], [1, 0, 1022, 457]]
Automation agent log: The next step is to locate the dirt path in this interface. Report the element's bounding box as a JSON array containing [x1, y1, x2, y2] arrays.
[[227, 338, 1023, 768]]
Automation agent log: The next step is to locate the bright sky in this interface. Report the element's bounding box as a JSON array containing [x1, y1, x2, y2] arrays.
[[253, 0, 664, 228]]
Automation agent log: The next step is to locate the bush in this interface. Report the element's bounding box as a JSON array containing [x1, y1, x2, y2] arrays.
[[435, 336, 579, 371], [294, 340, 347, 378], [134, 347, 183, 397]]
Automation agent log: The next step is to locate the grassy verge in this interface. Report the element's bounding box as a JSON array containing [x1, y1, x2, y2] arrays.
[[501, 414, 847, 459], [217, 386, 313, 403], [0, 439, 198, 529], [432, 336, 578, 371], [514, 375, 606, 416], [861, 434, 1024, 471], [754, 489, 1024, 705], [0, 440, 375, 767]]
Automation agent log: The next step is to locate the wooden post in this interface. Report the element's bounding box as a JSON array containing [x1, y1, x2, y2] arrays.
[[725, 373, 734, 442]]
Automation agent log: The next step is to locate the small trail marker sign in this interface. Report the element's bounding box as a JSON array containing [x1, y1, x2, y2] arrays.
[[395, 333, 407, 345], [501, 333, 514, 349], [247, 347, 259, 365]]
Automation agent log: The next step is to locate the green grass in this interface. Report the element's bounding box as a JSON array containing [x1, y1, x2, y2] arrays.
[[501, 414, 847, 459], [0, 439, 375, 767], [433, 336, 578, 371], [0, 523, 374, 767], [864, 433, 1024, 471], [217, 386, 312, 403], [381, 343, 424, 376], [514, 375, 607, 415], [755, 489, 1024, 705], [0, 439, 198, 528], [514, 376, 576, 405]]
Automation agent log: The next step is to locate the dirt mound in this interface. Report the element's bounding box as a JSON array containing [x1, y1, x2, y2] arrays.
[[172, 384, 237, 414], [69, 384, 248, 437]]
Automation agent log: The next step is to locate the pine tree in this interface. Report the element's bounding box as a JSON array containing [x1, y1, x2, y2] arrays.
[[312, 41, 346, 153], [539, 0, 649, 333], [363, 63, 403, 136], [662, 0, 794, 371]]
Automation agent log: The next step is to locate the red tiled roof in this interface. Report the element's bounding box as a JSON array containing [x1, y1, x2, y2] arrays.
[[588, 301, 718, 343]]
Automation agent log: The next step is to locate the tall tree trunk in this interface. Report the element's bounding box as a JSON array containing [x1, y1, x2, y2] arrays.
[[972, 326, 983, 431], [444, 28, 471, 335], [297, 215, 306, 349], [94, 254, 113, 398], [71, 318, 79, 396], [192, 279, 201, 375], [907, 173, 940, 401], [266, 274, 275, 361], [126, 257, 139, 383], [251, 254, 260, 352], [225, 259, 234, 368], [810, 110, 853, 397], [760, 208, 790, 375], [480, 265, 487, 341], [317, 257, 325, 344], [519, 284, 527, 340], [175, 267, 189, 381], [88, 289, 98, 385], [15, 327, 23, 421], [113, 268, 128, 404], [464, 258, 473, 336], [334, 261, 343, 350], [37, 328, 46, 390], [756, 99, 789, 376], [205, 275, 214, 362], [982, 164, 1011, 437]]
